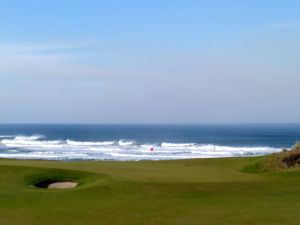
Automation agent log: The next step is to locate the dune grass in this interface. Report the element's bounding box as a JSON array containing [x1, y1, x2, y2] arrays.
[[262, 143, 300, 171], [0, 156, 300, 225]]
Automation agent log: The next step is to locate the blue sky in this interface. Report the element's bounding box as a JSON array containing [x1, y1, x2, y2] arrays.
[[0, 0, 299, 123]]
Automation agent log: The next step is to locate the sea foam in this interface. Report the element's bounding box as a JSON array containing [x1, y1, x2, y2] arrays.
[[0, 135, 282, 161]]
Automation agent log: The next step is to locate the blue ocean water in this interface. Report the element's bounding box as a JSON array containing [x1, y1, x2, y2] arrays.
[[0, 124, 299, 160]]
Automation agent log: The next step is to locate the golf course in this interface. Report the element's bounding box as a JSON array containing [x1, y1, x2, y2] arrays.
[[1, 148, 300, 225]]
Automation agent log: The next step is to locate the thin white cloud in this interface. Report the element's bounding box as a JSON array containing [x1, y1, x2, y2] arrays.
[[267, 22, 300, 31], [0, 41, 157, 80], [0, 41, 115, 78], [0, 40, 96, 55]]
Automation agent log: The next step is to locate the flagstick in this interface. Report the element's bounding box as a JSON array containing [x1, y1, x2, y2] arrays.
[[150, 147, 155, 167]]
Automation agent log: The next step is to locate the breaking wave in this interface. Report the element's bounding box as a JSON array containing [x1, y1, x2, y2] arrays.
[[0, 135, 282, 161]]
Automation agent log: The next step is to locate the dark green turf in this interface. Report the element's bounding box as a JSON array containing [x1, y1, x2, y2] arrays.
[[0, 157, 299, 225]]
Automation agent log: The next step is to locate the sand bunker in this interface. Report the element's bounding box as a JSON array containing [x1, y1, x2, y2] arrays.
[[47, 182, 78, 189]]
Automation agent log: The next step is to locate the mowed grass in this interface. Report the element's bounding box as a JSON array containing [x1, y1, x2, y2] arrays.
[[0, 157, 300, 225]]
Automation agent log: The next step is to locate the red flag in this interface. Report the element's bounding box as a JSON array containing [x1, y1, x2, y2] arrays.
[[150, 147, 154, 151]]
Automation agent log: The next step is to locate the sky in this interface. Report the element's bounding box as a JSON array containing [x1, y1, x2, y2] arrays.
[[0, 0, 299, 124]]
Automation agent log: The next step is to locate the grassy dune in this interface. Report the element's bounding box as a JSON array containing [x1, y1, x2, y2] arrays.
[[0, 156, 300, 225]]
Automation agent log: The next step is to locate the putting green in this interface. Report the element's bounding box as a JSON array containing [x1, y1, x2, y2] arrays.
[[0, 157, 299, 225]]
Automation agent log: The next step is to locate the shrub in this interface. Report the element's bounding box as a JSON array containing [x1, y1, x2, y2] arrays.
[[263, 143, 300, 171]]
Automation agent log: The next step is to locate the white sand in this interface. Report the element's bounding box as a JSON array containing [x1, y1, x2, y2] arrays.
[[47, 182, 78, 189]]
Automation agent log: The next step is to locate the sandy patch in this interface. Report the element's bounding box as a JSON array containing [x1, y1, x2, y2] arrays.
[[47, 182, 78, 189]]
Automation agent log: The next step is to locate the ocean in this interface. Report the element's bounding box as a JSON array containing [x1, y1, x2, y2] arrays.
[[0, 124, 299, 161]]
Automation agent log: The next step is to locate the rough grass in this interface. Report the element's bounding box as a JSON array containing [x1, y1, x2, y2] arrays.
[[262, 143, 300, 171], [0, 156, 300, 225]]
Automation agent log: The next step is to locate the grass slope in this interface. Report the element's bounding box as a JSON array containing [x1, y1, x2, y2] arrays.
[[0, 157, 300, 225]]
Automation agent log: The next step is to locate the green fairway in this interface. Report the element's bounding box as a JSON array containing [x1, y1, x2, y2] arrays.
[[0, 157, 300, 225]]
